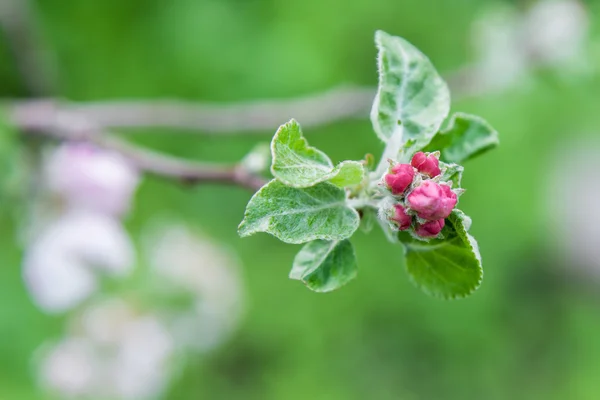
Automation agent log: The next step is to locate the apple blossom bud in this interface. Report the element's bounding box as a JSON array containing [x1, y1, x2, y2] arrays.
[[406, 181, 457, 221], [390, 204, 412, 230], [415, 219, 445, 238], [439, 185, 458, 221], [411, 152, 441, 177], [384, 164, 415, 195]]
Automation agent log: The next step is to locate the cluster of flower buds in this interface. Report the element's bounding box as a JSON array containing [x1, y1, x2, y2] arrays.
[[382, 151, 459, 239]]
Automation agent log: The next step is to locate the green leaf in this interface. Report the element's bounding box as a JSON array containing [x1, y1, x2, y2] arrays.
[[238, 180, 360, 244], [370, 30, 450, 148], [423, 113, 499, 164], [271, 119, 332, 185], [327, 161, 364, 187], [400, 210, 482, 299], [270, 119, 364, 188], [290, 239, 358, 292], [439, 161, 464, 188]]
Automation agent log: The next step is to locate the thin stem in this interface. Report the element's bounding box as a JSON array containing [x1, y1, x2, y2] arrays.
[[9, 101, 267, 192]]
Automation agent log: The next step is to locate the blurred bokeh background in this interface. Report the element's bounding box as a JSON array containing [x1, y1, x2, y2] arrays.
[[2, 0, 600, 399]]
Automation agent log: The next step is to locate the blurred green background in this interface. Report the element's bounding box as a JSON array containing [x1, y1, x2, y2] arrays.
[[3, 0, 600, 399]]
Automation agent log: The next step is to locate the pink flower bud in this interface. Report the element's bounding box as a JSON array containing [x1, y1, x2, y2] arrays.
[[411, 152, 441, 177], [390, 204, 412, 230], [415, 219, 445, 238], [406, 181, 457, 221], [384, 164, 415, 195]]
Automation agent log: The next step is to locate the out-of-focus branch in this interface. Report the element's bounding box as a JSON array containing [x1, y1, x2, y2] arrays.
[[5, 61, 484, 135], [10, 101, 267, 191], [60, 85, 377, 134], [2, 67, 479, 192], [4, 67, 478, 136]]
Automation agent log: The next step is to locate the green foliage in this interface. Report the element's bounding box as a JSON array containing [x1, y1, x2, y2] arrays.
[[271, 119, 364, 188], [370, 30, 450, 152], [238, 180, 360, 244], [289, 239, 357, 292], [424, 112, 500, 164], [400, 211, 482, 299], [238, 30, 498, 299], [326, 161, 365, 187], [439, 161, 464, 188]]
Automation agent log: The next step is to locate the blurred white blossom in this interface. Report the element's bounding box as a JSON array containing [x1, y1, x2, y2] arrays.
[[546, 141, 600, 277], [39, 338, 97, 398], [523, 0, 588, 67], [472, 0, 590, 92], [147, 223, 244, 352], [36, 222, 247, 398], [23, 210, 135, 313], [22, 141, 140, 313], [45, 142, 139, 216], [39, 298, 174, 400], [472, 6, 527, 91]]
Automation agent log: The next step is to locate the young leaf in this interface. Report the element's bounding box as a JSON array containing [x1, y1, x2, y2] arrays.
[[238, 180, 360, 244], [370, 30, 450, 148], [271, 119, 364, 188], [327, 161, 364, 187], [271, 119, 332, 184], [400, 210, 482, 299], [439, 161, 464, 188], [290, 239, 358, 292], [423, 113, 499, 164]]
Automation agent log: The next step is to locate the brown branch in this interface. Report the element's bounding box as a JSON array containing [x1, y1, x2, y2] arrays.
[[9, 100, 267, 192]]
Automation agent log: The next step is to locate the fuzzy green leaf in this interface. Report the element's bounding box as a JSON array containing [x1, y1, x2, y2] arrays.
[[400, 210, 482, 299], [424, 113, 499, 164], [271, 120, 364, 188], [439, 161, 464, 188], [327, 161, 365, 187], [370, 30, 450, 149], [238, 180, 360, 244], [290, 239, 358, 292], [271, 119, 332, 185]]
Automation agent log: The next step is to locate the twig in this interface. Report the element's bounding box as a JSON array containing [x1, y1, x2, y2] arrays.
[[94, 135, 268, 191], [9, 100, 267, 191], [60, 85, 377, 134]]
